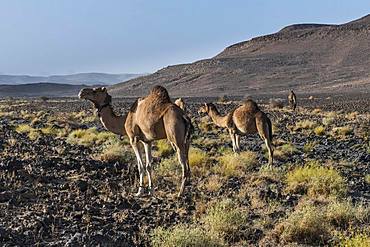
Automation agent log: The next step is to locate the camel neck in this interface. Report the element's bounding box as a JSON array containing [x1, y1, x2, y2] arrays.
[[98, 106, 127, 136], [208, 107, 229, 128]]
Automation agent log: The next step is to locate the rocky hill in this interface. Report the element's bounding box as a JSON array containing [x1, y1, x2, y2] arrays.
[[110, 14, 370, 97]]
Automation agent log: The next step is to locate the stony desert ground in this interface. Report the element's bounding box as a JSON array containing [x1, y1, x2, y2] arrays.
[[0, 93, 369, 246]]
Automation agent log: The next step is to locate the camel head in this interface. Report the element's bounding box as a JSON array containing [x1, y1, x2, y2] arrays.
[[198, 103, 216, 115], [78, 87, 112, 107]]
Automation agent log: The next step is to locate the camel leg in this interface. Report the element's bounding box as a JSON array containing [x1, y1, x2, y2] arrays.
[[256, 116, 274, 166], [170, 141, 177, 152], [235, 134, 241, 152], [131, 139, 145, 196], [228, 129, 237, 153], [142, 141, 154, 196], [264, 137, 273, 167], [176, 146, 190, 197]]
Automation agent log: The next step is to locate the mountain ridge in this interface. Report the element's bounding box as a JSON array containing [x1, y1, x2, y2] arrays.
[[0, 72, 145, 86], [109, 14, 370, 97]]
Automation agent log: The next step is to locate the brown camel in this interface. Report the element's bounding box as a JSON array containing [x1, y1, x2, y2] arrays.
[[198, 99, 273, 165], [288, 90, 297, 111], [78, 86, 192, 196], [175, 98, 186, 112]]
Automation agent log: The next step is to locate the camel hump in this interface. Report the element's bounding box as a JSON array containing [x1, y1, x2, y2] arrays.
[[242, 99, 260, 113], [149, 85, 171, 103]]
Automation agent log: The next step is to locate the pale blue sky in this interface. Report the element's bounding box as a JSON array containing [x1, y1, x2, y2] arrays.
[[0, 0, 369, 75]]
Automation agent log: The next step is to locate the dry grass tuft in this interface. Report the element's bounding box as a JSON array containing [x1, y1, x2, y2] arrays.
[[286, 161, 347, 198], [155, 140, 174, 158], [314, 125, 325, 136], [339, 231, 370, 247], [216, 151, 257, 177], [332, 126, 353, 136], [189, 147, 212, 176], [67, 128, 117, 146], [294, 120, 317, 130], [201, 175, 224, 193], [202, 199, 248, 241], [279, 204, 330, 245], [151, 224, 224, 247], [303, 141, 317, 153], [97, 142, 133, 163]]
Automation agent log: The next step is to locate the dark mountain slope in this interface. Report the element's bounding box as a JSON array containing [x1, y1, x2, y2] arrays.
[[110, 14, 370, 97], [0, 83, 96, 97]]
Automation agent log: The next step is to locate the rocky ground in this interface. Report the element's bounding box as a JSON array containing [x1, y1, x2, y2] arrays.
[[0, 93, 369, 246]]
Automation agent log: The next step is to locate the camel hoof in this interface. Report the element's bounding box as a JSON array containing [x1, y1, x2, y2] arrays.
[[134, 187, 145, 197], [147, 187, 154, 196]]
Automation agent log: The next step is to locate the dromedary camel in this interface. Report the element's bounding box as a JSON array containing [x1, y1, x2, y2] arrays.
[[175, 98, 186, 112], [198, 99, 273, 165], [288, 90, 297, 111], [78, 86, 193, 196]]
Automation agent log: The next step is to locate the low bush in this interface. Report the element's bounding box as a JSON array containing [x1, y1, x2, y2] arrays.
[[339, 231, 370, 247], [151, 224, 224, 247], [97, 142, 133, 163], [279, 204, 330, 245], [155, 140, 174, 158], [216, 151, 257, 177], [285, 161, 347, 198], [189, 147, 212, 176], [314, 125, 325, 136], [202, 199, 248, 241]]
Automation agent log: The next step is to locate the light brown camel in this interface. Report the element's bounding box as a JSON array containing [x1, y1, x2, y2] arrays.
[[288, 90, 297, 111], [175, 98, 186, 112], [198, 99, 273, 165], [78, 86, 193, 196]]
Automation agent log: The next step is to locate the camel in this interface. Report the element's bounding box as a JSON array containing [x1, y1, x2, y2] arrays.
[[288, 90, 297, 111], [198, 99, 273, 165], [175, 98, 186, 112], [78, 86, 193, 196]]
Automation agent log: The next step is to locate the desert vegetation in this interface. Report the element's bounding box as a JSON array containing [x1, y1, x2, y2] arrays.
[[0, 95, 369, 246]]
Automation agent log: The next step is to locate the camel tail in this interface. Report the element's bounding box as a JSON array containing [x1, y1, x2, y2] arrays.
[[267, 116, 273, 142], [183, 115, 193, 147]]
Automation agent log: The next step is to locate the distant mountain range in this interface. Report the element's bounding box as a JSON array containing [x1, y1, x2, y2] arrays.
[[0, 73, 144, 86], [110, 14, 370, 97], [0, 83, 95, 97]]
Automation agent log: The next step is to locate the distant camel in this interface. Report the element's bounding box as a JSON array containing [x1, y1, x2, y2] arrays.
[[175, 98, 186, 112], [198, 100, 273, 165], [79, 86, 193, 196], [288, 90, 297, 111]]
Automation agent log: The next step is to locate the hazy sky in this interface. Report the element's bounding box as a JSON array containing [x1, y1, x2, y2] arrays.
[[1, 0, 370, 75]]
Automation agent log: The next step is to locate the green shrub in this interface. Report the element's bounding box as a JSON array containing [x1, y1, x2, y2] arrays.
[[189, 147, 211, 176], [326, 200, 369, 228], [365, 174, 370, 184], [216, 151, 257, 177], [273, 143, 298, 160], [294, 120, 316, 130], [333, 126, 353, 136], [151, 224, 224, 247], [157, 156, 179, 177], [279, 204, 330, 245], [314, 125, 325, 136], [97, 142, 133, 163], [202, 199, 248, 241], [303, 141, 317, 153], [286, 162, 347, 198], [155, 140, 174, 158], [15, 124, 33, 134], [339, 231, 370, 247], [66, 128, 116, 146]]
